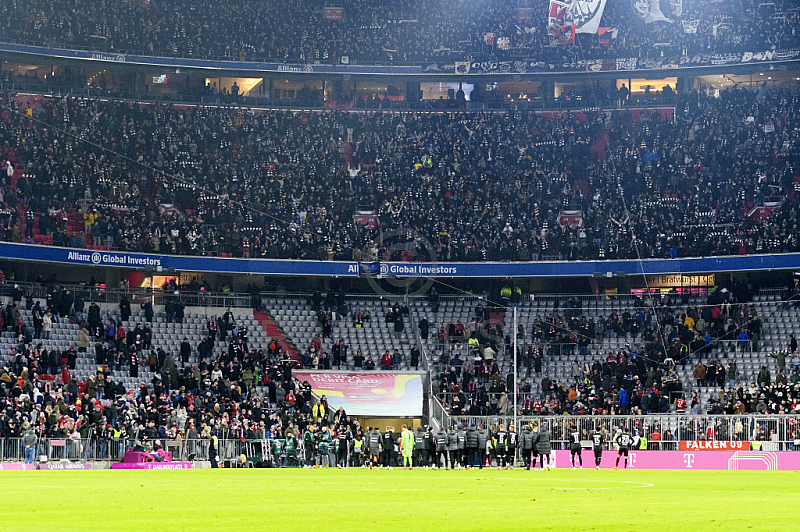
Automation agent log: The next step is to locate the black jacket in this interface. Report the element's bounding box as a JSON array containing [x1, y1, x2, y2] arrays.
[[465, 427, 478, 448], [536, 428, 551, 454]]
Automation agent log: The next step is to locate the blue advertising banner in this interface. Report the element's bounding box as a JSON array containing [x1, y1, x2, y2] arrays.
[[0, 242, 359, 276], [2, 242, 800, 278], [378, 254, 800, 277]]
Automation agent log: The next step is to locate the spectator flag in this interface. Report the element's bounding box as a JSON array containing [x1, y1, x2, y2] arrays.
[[454, 61, 471, 74], [681, 20, 699, 33], [548, 1, 568, 34], [482, 32, 496, 45], [549, 0, 608, 35], [712, 22, 733, 37], [597, 26, 617, 43], [632, 0, 671, 23], [763, 120, 775, 134], [496, 36, 511, 50], [559, 25, 576, 45]]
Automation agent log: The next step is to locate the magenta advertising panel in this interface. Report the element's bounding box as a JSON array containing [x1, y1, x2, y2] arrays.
[[37, 463, 93, 470], [111, 462, 193, 470], [0, 463, 35, 471], [551, 450, 800, 470]]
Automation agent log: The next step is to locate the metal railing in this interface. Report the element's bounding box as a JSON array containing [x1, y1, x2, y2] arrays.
[[6, 417, 798, 468], [0, 282, 261, 310], [429, 394, 452, 430], [0, 281, 785, 308], [411, 304, 436, 425], [443, 413, 800, 450], [0, 283, 784, 320], [0, 437, 274, 464], [0, 39, 431, 67], [0, 284, 478, 311]]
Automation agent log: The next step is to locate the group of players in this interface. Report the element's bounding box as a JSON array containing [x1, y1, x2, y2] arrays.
[[286, 420, 637, 470], [574, 425, 636, 470]]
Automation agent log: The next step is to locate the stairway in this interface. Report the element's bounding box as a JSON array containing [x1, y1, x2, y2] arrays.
[[254, 310, 300, 364]]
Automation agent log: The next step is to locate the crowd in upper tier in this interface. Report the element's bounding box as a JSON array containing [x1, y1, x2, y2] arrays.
[[0, 0, 797, 64], [0, 85, 798, 262]]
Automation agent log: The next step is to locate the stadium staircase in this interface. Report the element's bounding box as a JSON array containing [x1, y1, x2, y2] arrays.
[[254, 309, 299, 364]]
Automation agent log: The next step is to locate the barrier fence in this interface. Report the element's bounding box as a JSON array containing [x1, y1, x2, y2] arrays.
[[0, 438, 255, 464], [3, 417, 800, 468], [0, 282, 259, 309], [446, 414, 800, 451], [2, 436, 362, 468], [0, 283, 788, 311]]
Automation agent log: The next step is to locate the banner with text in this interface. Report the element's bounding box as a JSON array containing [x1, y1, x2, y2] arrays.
[[3, 243, 800, 278], [679, 441, 749, 451], [294, 372, 423, 417], [442, 48, 799, 75], [0, 242, 358, 277], [1, 41, 797, 78]]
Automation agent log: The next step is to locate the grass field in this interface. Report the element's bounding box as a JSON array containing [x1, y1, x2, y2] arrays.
[[8, 467, 799, 531]]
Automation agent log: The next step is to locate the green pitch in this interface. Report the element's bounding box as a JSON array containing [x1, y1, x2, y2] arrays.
[[7, 468, 799, 531]]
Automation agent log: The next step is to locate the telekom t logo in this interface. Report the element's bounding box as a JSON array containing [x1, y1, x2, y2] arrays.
[[683, 453, 695, 468], [628, 453, 636, 467]]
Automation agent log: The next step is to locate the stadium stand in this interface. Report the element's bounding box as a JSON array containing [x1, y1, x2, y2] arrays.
[[1, 0, 797, 64], [265, 295, 416, 370], [431, 284, 800, 417], [1, 87, 798, 263], [1, 277, 800, 464], [0, 0, 800, 473]]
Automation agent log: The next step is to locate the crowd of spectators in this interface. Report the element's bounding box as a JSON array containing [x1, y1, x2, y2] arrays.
[[0, 283, 351, 462], [434, 284, 800, 418], [1, 272, 800, 462], [1, 0, 797, 64], [0, 85, 798, 262]]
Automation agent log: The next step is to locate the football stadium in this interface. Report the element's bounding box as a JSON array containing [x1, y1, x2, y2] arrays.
[[0, 0, 799, 529]]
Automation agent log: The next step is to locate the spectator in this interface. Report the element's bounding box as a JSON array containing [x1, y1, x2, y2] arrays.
[[1, 88, 798, 265], [22, 428, 37, 464], [2, 0, 796, 66], [381, 351, 393, 370], [42, 312, 52, 340], [769, 352, 788, 372]]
